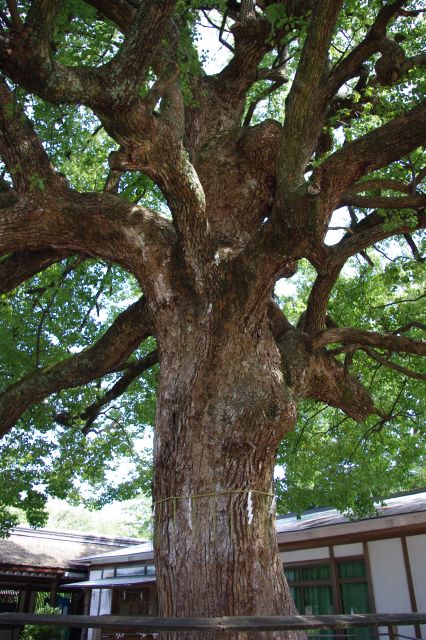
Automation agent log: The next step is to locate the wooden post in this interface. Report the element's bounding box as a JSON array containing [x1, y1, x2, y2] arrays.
[[388, 624, 397, 640], [49, 577, 59, 607]]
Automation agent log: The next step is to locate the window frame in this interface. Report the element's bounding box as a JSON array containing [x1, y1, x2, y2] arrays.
[[284, 554, 373, 616]]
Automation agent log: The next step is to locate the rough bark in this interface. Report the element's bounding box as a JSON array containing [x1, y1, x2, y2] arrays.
[[152, 295, 300, 639]]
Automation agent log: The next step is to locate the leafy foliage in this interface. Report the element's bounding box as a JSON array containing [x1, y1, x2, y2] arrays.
[[20, 605, 66, 640], [276, 238, 425, 517]]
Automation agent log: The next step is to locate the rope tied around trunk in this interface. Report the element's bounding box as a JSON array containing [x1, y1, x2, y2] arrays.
[[152, 490, 276, 544], [152, 488, 274, 507]]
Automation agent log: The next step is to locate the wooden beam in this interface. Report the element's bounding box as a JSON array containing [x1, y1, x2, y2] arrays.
[[1, 613, 426, 631], [278, 522, 426, 551]]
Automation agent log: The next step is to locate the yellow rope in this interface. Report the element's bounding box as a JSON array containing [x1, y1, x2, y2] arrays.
[[152, 488, 274, 508]]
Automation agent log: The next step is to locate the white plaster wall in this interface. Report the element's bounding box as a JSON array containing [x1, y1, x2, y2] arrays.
[[88, 590, 101, 640], [89, 590, 101, 616], [89, 570, 102, 581], [368, 538, 411, 611], [368, 538, 413, 639], [103, 568, 114, 578], [406, 534, 426, 639], [333, 543, 363, 557], [99, 589, 112, 615], [280, 547, 329, 563]]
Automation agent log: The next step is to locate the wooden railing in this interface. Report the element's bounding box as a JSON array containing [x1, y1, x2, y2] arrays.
[[0, 612, 425, 636]]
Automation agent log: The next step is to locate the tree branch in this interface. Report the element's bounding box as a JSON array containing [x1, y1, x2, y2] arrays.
[[215, 15, 272, 101], [316, 98, 426, 213], [107, 0, 178, 109], [278, 329, 378, 421], [326, 0, 408, 96], [0, 9, 100, 106], [278, 0, 344, 189], [393, 321, 426, 335], [362, 347, 426, 382], [243, 76, 287, 127], [0, 0, 176, 117], [403, 233, 424, 262], [302, 263, 344, 335], [340, 193, 426, 209], [346, 178, 411, 195], [0, 249, 70, 294], [0, 298, 153, 438], [0, 79, 67, 193], [57, 349, 158, 432], [312, 327, 426, 356], [24, 0, 61, 59], [5, 0, 22, 29], [0, 190, 176, 289], [302, 198, 423, 335], [330, 210, 426, 265], [83, 0, 136, 33]]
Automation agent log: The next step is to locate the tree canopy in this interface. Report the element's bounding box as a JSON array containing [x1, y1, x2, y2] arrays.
[[0, 0, 425, 540]]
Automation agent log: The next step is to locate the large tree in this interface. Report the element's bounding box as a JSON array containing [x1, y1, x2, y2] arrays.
[[0, 0, 425, 633]]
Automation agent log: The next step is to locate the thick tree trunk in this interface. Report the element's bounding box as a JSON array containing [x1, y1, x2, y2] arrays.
[[152, 302, 300, 639]]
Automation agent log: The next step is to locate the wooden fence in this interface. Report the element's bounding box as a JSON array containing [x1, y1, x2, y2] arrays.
[[0, 612, 425, 635]]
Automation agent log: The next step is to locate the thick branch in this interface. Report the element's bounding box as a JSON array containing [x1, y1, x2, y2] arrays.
[[0, 80, 67, 193], [347, 178, 411, 195], [0, 298, 153, 438], [6, 0, 22, 29], [0, 16, 101, 106], [278, 0, 344, 189], [0, 0, 176, 114], [340, 194, 426, 209], [279, 330, 378, 421], [312, 327, 426, 356], [331, 210, 426, 264], [0, 191, 176, 292], [303, 263, 343, 335], [24, 0, 61, 60], [107, 0, 178, 108], [216, 16, 272, 100], [83, 0, 136, 32], [316, 98, 426, 212], [109, 143, 211, 288], [0, 249, 69, 294]]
